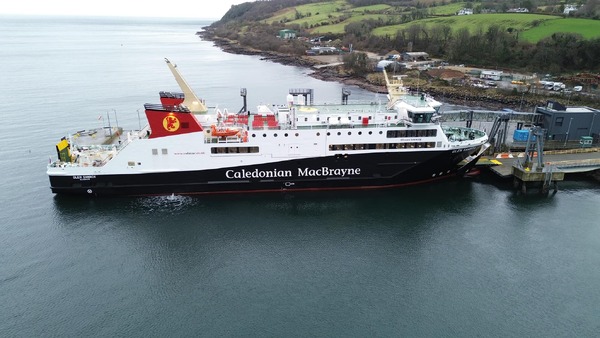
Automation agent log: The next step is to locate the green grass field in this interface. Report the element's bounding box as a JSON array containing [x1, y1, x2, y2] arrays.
[[262, 1, 600, 43], [288, 12, 347, 28], [348, 4, 391, 13], [265, 1, 347, 24], [428, 2, 467, 16], [309, 14, 398, 34], [520, 18, 600, 42], [372, 14, 563, 40]]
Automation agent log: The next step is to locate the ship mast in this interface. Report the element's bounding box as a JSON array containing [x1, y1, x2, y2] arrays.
[[164, 58, 208, 114]]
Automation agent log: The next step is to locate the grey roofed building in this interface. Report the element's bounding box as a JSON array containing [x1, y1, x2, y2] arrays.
[[535, 101, 600, 142], [401, 52, 429, 61]]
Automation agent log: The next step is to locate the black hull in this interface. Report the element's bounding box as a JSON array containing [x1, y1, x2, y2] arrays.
[[49, 147, 483, 196]]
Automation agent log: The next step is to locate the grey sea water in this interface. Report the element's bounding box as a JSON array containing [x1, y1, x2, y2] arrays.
[[1, 15, 599, 337]]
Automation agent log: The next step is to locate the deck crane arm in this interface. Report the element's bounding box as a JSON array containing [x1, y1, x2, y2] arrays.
[[164, 58, 208, 114]]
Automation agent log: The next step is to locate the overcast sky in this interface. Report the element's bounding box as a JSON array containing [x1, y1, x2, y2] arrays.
[[1, 0, 250, 19]]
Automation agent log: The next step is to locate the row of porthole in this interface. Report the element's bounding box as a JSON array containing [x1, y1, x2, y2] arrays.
[[431, 170, 451, 178], [251, 130, 385, 138], [329, 130, 384, 136], [252, 133, 300, 138]]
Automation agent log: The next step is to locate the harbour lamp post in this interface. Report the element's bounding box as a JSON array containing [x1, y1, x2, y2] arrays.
[[564, 117, 573, 146], [137, 109, 142, 130], [519, 91, 525, 111], [112, 108, 119, 130], [106, 110, 112, 137]]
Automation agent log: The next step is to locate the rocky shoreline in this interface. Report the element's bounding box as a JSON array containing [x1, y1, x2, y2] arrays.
[[199, 33, 580, 111], [200, 34, 390, 90]]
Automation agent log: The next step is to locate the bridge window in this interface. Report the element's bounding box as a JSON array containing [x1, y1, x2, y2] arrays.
[[328, 142, 434, 151], [211, 146, 259, 154], [387, 129, 437, 138]]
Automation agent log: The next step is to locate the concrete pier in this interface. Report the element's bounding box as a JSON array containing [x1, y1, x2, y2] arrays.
[[511, 166, 564, 194], [477, 147, 600, 193]]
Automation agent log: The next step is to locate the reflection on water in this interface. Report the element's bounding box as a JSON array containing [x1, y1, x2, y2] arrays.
[[50, 175, 600, 226]]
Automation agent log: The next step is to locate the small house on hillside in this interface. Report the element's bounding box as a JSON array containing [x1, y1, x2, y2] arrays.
[[279, 29, 296, 39], [564, 4, 578, 15], [507, 8, 529, 13], [457, 8, 473, 15]]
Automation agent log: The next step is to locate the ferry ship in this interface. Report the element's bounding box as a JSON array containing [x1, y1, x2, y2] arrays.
[[47, 59, 489, 196]]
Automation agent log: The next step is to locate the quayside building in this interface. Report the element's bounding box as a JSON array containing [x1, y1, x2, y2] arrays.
[[534, 101, 599, 143]]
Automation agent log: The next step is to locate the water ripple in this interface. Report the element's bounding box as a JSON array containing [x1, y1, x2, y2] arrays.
[[131, 194, 199, 214]]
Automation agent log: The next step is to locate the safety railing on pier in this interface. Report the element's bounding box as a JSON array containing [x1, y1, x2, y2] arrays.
[[439, 109, 543, 124]]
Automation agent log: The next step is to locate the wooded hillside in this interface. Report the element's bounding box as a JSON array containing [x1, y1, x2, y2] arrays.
[[204, 0, 600, 73]]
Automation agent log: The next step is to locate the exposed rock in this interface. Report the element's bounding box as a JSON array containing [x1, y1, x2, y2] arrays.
[[310, 67, 387, 93], [423, 86, 544, 111]]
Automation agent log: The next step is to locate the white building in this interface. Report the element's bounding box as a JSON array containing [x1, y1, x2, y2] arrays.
[[564, 4, 578, 15], [507, 8, 530, 13], [457, 8, 473, 15], [480, 70, 503, 81]]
